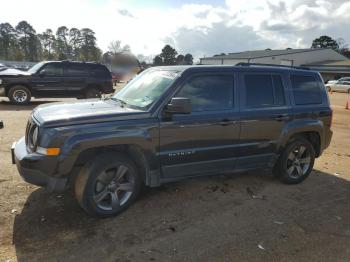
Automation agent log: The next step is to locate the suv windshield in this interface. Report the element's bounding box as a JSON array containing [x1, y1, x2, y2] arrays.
[[28, 62, 45, 74], [113, 68, 180, 110], [27, 62, 45, 74]]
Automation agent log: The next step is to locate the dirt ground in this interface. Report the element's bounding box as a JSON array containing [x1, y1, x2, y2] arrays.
[[0, 92, 350, 262]]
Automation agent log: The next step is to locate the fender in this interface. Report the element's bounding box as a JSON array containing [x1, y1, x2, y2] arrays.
[[5, 82, 32, 93], [277, 118, 324, 153], [52, 119, 160, 178]]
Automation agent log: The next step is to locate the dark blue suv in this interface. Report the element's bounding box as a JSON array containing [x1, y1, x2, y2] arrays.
[[12, 65, 333, 217], [0, 61, 113, 104]]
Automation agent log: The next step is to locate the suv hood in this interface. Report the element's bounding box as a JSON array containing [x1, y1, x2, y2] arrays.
[[0, 68, 31, 76], [33, 99, 149, 127]]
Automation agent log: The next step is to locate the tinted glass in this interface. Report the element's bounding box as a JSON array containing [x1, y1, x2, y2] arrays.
[[244, 74, 286, 108], [272, 75, 286, 106], [177, 75, 233, 111], [41, 63, 62, 76], [65, 64, 89, 76], [291, 75, 322, 105], [90, 65, 111, 78]]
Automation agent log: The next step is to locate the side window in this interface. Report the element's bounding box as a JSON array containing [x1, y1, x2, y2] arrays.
[[90, 66, 110, 77], [65, 64, 89, 76], [272, 75, 286, 106], [244, 74, 285, 108], [176, 74, 234, 112], [41, 64, 63, 76], [291, 75, 322, 105]]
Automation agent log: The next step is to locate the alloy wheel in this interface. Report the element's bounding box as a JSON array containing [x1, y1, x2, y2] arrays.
[[93, 164, 135, 211], [286, 145, 311, 179]]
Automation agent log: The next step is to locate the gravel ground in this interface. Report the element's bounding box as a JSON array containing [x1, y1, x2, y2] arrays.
[[0, 92, 350, 262]]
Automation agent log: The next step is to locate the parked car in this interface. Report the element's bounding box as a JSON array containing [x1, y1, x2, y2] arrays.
[[325, 77, 350, 93], [11, 65, 333, 217], [0, 61, 113, 104]]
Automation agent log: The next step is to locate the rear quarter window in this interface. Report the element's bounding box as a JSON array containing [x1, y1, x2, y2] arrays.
[[90, 65, 111, 78], [291, 75, 322, 105], [65, 64, 89, 76]]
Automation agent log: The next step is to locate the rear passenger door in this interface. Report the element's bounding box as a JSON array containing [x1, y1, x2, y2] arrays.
[[237, 72, 291, 169], [63, 64, 88, 94]]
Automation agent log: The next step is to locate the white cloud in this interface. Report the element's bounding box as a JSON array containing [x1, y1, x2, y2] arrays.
[[1, 0, 350, 60]]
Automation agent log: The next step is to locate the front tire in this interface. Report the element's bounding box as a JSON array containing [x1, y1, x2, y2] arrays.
[[8, 85, 31, 104], [274, 137, 315, 184], [75, 153, 142, 217]]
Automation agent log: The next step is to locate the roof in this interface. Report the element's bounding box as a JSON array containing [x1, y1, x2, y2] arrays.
[[153, 65, 313, 74], [200, 48, 340, 60], [304, 60, 350, 66]]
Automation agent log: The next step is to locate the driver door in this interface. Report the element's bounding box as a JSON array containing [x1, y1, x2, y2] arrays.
[[159, 73, 240, 179], [31, 63, 64, 97]]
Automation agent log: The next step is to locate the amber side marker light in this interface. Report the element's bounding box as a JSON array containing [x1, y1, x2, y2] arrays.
[[37, 147, 60, 156]]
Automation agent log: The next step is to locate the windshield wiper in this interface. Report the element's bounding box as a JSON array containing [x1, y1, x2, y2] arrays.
[[109, 97, 127, 107]]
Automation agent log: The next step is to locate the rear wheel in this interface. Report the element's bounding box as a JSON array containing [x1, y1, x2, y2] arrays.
[[74, 153, 142, 217], [8, 85, 31, 104], [85, 87, 101, 99], [274, 137, 315, 184]]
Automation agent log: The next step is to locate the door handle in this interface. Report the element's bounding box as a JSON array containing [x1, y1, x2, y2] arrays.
[[275, 114, 290, 121]]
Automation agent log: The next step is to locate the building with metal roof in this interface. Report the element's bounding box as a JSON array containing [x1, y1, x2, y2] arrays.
[[200, 48, 350, 81]]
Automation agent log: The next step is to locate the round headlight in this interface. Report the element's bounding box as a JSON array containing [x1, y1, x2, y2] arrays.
[[31, 126, 39, 147]]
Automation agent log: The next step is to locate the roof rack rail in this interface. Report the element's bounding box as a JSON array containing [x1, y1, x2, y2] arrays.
[[236, 62, 310, 70]]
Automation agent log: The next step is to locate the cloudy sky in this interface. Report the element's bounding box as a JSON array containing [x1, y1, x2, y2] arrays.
[[1, 0, 350, 60]]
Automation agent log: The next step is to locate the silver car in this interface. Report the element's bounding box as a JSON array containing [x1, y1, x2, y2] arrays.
[[326, 77, 350, 93]]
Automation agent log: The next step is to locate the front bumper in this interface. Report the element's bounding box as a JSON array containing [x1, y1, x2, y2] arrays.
[[12, 137, 67, 192]]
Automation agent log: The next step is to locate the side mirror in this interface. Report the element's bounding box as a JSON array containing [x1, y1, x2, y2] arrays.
[[166, 97, 191, 114]]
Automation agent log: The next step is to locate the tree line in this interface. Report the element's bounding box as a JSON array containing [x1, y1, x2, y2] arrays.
[[153, 45, 193, 66], [311, 35, 350, 58], [0, 21, 194, 67], [0, 21, 101, 62], [1, 21, 348, 65]]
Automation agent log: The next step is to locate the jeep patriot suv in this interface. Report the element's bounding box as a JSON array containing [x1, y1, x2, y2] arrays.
[[0, 60, 113, 104], [12, 65, 333, 217]]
